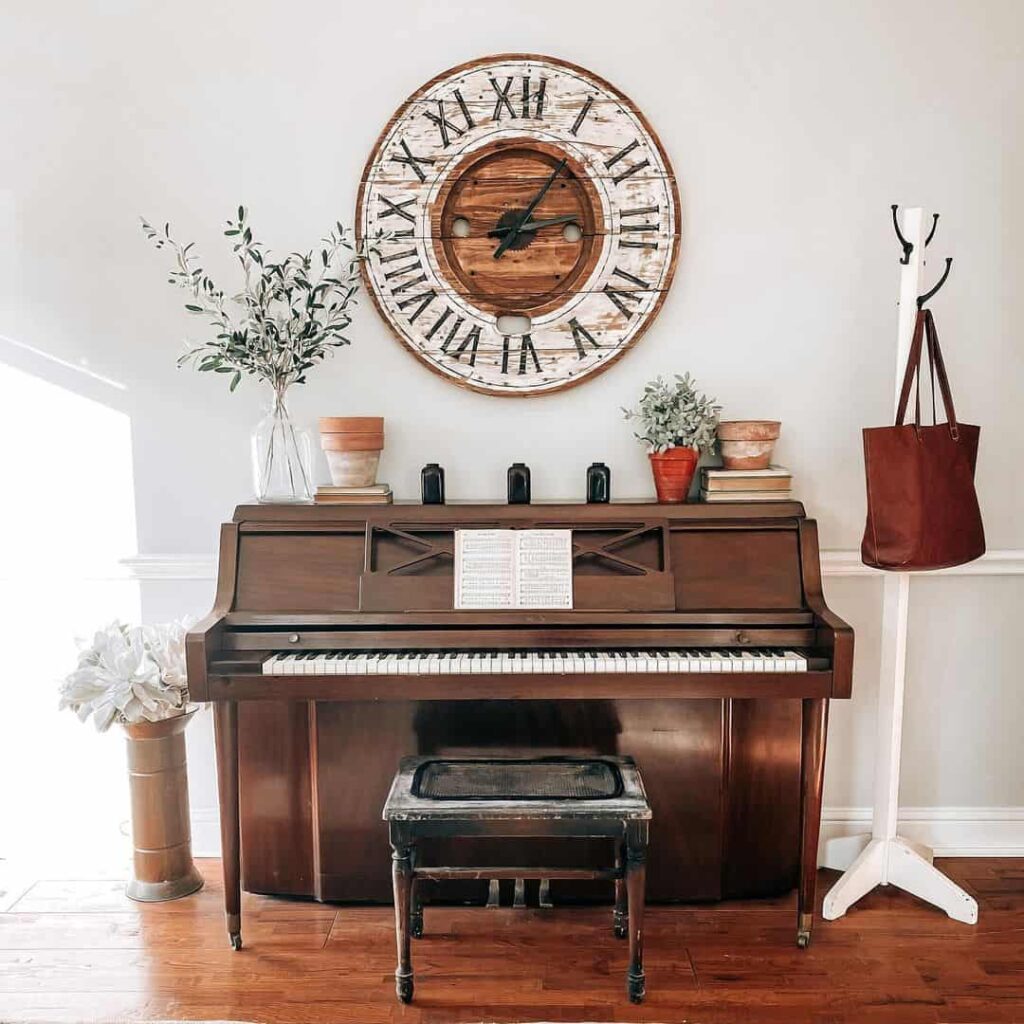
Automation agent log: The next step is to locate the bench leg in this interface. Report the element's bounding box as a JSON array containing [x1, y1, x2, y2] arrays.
[[411, 881, 424, 940], [625, 823, 647, 1004], [390, 833, 415, 1003], [613, 840, 628, 939]]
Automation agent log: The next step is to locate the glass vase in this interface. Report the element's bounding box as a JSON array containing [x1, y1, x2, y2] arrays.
[[251, 390, 313, 503]]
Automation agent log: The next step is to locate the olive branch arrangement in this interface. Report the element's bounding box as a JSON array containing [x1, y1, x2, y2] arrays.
[[141, 207, 386, 396]]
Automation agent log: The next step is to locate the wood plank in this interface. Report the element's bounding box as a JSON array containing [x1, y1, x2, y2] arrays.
[[1, 860, 1021, 1022], [223, 610, 816, 627], [221, 626, 818, 651], [209, 670, 835, 702]]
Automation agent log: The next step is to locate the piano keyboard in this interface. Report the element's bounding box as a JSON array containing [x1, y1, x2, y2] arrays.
[[263, 649, 811, 676]]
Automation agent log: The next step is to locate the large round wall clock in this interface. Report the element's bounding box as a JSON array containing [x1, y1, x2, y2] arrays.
[[356, 54, 681, 397]]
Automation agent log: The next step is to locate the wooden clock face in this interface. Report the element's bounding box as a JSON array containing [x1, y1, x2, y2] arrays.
[[356, 54, 680, 396]]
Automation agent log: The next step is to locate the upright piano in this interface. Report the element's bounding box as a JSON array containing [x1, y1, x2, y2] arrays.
[[187, 501, 853, 951]]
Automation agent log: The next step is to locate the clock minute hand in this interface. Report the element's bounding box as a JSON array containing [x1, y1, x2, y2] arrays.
[[487, 215, 579, 238], [492, 158, 568, 259]]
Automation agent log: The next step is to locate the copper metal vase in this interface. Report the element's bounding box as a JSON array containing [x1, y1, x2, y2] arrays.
[[123, 708, 204, 902]]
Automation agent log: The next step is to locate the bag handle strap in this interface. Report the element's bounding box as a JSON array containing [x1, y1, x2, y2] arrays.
[[895, 310, 928, 427], [923, 309, 960, 439]]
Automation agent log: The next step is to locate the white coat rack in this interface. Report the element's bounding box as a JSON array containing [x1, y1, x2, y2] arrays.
[[821, 207, 977, 925]]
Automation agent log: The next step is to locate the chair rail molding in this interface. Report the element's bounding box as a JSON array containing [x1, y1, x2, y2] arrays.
[[120, 550, 1024, 581]]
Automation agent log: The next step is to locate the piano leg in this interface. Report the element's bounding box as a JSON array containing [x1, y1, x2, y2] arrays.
[[797, 697, 829, 948], [213, 700, 242, 951]]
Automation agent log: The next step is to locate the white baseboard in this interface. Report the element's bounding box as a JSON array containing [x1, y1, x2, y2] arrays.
[[820, 806, 1024, 861], [191, 808, 222, 858], [189, 805, 1024, 862]]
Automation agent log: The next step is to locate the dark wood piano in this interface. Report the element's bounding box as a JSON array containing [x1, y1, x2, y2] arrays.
[[187, 501, 853, 951]]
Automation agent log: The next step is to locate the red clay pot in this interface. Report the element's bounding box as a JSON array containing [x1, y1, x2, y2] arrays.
[[649, 446, 699, 503]]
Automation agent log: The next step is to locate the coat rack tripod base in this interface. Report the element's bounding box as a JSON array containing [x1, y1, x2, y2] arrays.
[[821, 208, 978, 928]]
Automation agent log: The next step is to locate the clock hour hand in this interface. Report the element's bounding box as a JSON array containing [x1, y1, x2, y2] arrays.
[[487, 215, 580, 238], [492, 158, 568, 259]]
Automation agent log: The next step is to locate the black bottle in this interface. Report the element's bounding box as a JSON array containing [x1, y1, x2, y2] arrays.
[[507, 463, 531, 504], [421, 463, 445, 505], [586, 462, 611, 503]]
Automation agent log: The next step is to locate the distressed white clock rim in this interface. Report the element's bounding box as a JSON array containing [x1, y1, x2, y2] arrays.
[[357, 54, 680, 397]]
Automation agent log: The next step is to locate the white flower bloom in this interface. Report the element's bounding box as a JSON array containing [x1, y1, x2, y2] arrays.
[[58, 619, 194, 732]]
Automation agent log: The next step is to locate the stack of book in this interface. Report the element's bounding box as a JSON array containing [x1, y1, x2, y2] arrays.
[[314, 484, 393, 505], [700, 466, 792, 502]]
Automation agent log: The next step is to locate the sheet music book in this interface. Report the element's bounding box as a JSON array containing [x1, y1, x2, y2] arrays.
[[454, 529, 573, 609]]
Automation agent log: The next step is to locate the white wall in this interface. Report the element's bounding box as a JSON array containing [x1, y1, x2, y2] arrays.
[[2, 0, 1022, 861]]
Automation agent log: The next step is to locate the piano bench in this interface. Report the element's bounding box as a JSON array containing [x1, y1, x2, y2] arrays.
[[382, 755, 652, 1005]]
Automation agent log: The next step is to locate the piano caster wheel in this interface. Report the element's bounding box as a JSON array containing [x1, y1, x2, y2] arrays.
[[229, 932, 242, 951], [396, 974, 414, 1004], [613, 916, 627, 940], [411, 912, 423, 939], [797, 929, 811, 949], [627, 973, 646, 1004]]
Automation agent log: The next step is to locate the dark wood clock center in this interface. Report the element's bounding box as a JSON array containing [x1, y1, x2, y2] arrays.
[[431, 139, 604, 317]]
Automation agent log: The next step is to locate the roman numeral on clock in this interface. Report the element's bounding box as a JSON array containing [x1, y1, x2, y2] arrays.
[[395, 289, 435, 323], [448, 324, 482, 366], [604, 140, 651, 184], [378, 248, 419, 264], [619, 204, 660, 249], [501, 334, 541, 374], [431, 312, 482, 367], [568, 318, 600, 358], [391, 138, 435, 182], [570, 95, 594, 136], [377, 194, 416, 223], [423, 92, 473, 148], [489, 75, 546, 120], [602, 266, 652, 320], [389, 271, 428, 295], [383, 259, 422, 283], [424, 307, 455, 342]]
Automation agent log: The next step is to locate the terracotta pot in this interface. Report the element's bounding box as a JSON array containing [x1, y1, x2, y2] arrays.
[[324, 450, 381, 487], [318, 416, 383, 433], [319, 417, 385, 487], [123, 709, 204, 903], [649, 446, 699, 503], [319, 433, 384, 452], [717, 420, 781, 470]]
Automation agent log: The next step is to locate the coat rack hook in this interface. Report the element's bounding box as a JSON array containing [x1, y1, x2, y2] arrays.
[[924, 213, 940, 247], [917, 257, 952, 309], [891, 205, 913, 265]]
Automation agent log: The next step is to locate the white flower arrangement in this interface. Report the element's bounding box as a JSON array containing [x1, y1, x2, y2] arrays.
[[59, 620, 192, 732]]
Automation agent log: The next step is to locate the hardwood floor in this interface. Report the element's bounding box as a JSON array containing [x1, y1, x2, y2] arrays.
[[0, 858, 1021, 1023]]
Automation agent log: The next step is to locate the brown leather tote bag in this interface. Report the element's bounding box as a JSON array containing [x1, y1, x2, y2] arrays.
[[861, 308, 984, 570]]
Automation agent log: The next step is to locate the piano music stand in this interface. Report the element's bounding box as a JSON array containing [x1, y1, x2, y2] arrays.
[[821, 207, 978, 926]]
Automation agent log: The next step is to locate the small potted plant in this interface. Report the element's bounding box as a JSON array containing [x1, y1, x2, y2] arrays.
[[624, 374, 721, 503], [59, 620, 204, 902], [141, 209, 384, 503]]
